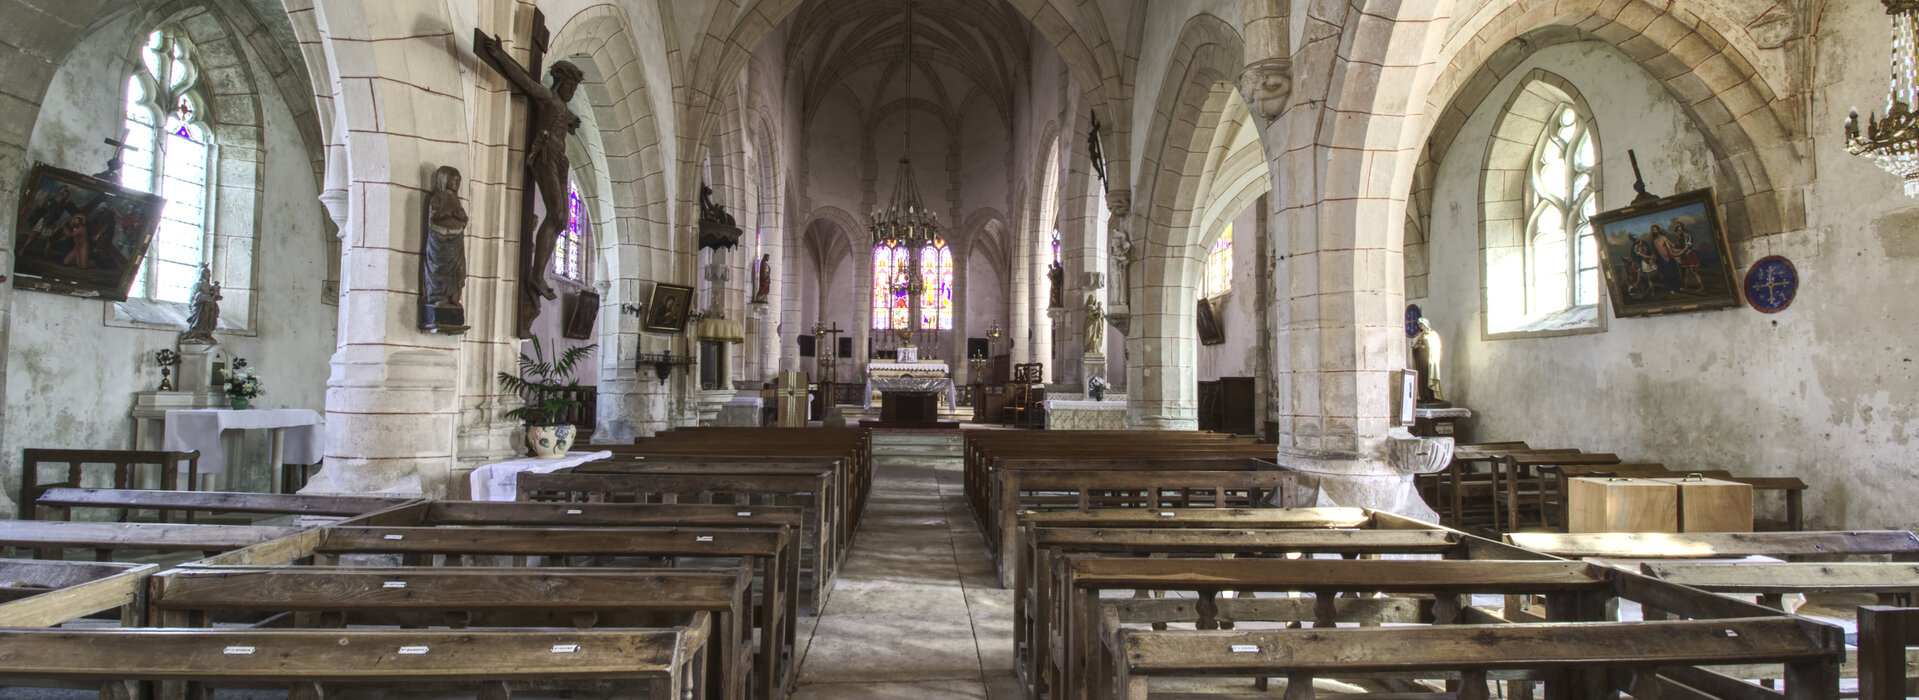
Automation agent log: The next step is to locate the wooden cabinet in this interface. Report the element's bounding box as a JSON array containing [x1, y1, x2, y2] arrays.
[[1567, 477, 1678, 533], [1651, 476, 1753, 532]]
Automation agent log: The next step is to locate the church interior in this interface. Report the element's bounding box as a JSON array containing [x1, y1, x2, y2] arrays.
[[1, 0, 1918, 697]]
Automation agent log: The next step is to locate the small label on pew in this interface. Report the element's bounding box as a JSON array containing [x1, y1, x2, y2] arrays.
[[222, 646, 255, 655], [398, 646, 429, 655], [736, 511, 752, 517], [1230, 645, 1260, 653], [1159, 512, 1176, 517], [383, 581, 406, 589], [566, 509, 583, 515], [384, 534, 403, 540], [550, 644, 581, 653], [696, 536, 715, 542]]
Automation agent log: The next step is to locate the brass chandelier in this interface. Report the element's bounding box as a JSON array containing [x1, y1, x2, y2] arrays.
[[869, 0, 940, 251], [1847, 0, 1919, 196]]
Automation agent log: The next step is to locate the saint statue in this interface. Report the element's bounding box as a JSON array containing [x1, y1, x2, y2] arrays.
[[1083, 293, 1105, 355], [1107, 192, 1132, 306], [421, 165, 470, 333], [474, 32, 583, 305], [754, 253, 773, 301], [1047, 261, 1064, 309], [180, 265, 221, 345], [1410, 317, 1448, 406]]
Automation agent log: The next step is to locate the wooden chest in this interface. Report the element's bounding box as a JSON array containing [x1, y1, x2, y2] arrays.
[[1567, 477, 1678, 533], [1650, 475, 1753, 532]]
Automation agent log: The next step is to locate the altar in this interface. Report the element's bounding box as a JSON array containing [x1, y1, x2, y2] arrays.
[[1041, 394, 1128, 430], [862, 376, 957, 410]]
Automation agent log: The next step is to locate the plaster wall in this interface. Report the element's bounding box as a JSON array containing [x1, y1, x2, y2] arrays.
[[966, 246, 1005, 343], [1196, 201, 1257, 380], [1418, 18, 1919, 530], [3, 13, 333, 512]]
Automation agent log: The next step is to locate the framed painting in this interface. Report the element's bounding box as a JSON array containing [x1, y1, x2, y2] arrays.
[[563, 288, 600, 339], [643, 282, 693, 333], [1196, 297, 1224, 345], [13, 162, 165, 301], [1592, 187, 1740, 318]]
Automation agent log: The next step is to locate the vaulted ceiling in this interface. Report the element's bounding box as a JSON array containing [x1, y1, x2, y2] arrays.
[[782, 0, 1031, 127]]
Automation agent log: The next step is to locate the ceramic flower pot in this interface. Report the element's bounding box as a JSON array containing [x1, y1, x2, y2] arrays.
[[229, 397, 250, 410], [526, 423, 575, 459]]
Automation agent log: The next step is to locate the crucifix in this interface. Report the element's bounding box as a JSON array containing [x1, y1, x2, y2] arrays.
[[94, 137, 139, 182], [473, 9, 584, 338]]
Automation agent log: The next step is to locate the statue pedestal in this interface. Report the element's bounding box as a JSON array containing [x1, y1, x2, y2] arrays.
[[1082, 353, 1106, 385], [1413, 406, 1472, 439]]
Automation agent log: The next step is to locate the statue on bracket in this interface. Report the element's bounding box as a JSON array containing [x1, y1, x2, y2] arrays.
[[1047, 261, 1064, 309], [420, 165, 469, 334], [753, 253, 773, 302], [179, 265, 221, 345], [1082, 293, 1105, 355], [1107, 191, 1133, 306]]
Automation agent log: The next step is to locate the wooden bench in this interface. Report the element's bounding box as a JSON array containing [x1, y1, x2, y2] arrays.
[[1016, 514, 1548, 700], [1071, 559, 1842, 700], [579, 456, 858, 545], [1859, 605, 1919, 700], [0, 521, 304, 561], [0, 624, 711, 699], [518, 469, 839, 611], [307, 525, 796, 699], [1507, 530, 1919, 560], [986, 468, 1298, 585], [962, 432, 1259, 521], [151, 565, 757, 700], [33, 487, 414, 524], [1427, 446, 1581, 530], [17, 449, 199, 520], [0, 559, 156, 627], [620, 427, 873, 526]]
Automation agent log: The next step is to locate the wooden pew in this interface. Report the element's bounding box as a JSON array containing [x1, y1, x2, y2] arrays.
[[33, 487, 414, 523], [1493, 452, 1621, 533], [1016, 513, 1547, 700], [620, 427, 873, 527], [0, 521, 304, 561], [17, 449, 200, 520], [1433, 446, 1579, 530], [518, 469, 839, 610], [1072, 560, 1843, 700], [1507, 530, 1919, 560], [0, 559, 156, 627], [579, 455, 857, 545], [307, 525, 797, 700], [962, 432, 1257, 523], [1858, 605, 1919, 700], [985, 468, 1298, 585], [150, 565, 757, 700], [0, 624, 711, 699]]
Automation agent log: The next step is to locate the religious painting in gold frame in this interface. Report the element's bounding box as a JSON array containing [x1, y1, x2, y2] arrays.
[[643, 282, 693, 333], [1592, 187, 1740, 318], [13, 162, 165, 301]]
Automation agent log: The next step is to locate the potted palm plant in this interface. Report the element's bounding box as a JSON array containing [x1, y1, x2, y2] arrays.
[[497, 337, 597, 458]]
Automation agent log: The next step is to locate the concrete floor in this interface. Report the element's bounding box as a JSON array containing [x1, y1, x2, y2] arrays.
[[787, 446, 1020, 699]]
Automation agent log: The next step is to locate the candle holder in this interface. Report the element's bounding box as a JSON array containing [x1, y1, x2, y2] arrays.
[[155, 349, 181, 391], [636, 349, 695, 385]]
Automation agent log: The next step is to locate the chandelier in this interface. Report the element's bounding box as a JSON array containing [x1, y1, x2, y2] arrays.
[[869, 0, 939, 250], [1847, 0, 1919, 196]]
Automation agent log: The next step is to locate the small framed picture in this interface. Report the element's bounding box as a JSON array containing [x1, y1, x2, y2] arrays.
[[1196, 297, 1224, 345], [643, 282, 694, 333], [1396, 369, 1419, 426], [563, 289, 600, 339]]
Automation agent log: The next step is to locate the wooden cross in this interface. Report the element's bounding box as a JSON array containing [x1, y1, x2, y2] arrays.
[[93, 137, 140, 181], [474, 9, 554, 338]]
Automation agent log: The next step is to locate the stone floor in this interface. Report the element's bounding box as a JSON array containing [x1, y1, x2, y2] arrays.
[[786, 447, 1020, 699]]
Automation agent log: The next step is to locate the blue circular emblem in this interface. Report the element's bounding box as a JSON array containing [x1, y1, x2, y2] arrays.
[[1743, 256, 1797, 314], [1405, 304, 1423, 338]]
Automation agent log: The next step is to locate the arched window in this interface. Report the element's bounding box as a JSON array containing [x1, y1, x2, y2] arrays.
[[1527, 103, 1598, 313], [1204, 223, 1233, 298], [871, 243, 909, 330], [919, 241, 953, 330], [554, 179, 586, 282], [121, 27, 212, 303]]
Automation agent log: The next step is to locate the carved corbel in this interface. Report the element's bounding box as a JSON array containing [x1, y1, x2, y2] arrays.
[[1238, 58, 1294, 123]]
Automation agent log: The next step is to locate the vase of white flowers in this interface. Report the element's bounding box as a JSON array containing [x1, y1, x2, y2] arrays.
[[1088, 376, 1110, 401], [220, 367, 264, 410]]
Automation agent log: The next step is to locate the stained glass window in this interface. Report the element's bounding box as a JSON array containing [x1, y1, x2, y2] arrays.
[[919, 242, 953, 330], [872, 243, 908, 330], [1527, 102, 1598, 313], [122, 28, 212, 303], [1050, 228, 1061, 265], [1204, 223, 1233, 298], [555, 180, 586, 281]]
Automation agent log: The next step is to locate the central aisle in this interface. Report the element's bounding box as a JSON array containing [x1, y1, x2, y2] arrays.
[[788, 434, 1019, 699]]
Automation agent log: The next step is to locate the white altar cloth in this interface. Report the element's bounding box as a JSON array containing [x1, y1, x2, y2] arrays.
[[468, 450, 614, 501], [862, 376, 958, 410], [865, 362, 949, 375], [162, 408, 324, 476]]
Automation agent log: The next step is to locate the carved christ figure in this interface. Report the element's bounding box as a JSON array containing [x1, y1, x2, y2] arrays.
[[475, 32, 583, 303]]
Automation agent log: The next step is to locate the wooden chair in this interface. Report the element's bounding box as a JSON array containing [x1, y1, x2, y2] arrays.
[[1002, 362, 1043, 427]]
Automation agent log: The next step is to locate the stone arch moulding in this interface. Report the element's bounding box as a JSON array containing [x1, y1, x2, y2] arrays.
[[1421, 5, 1807, 244]]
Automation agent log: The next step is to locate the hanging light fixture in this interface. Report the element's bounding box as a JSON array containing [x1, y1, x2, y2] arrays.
[[870, 0, 940, 251], [1847, 1, 1919, 196]]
